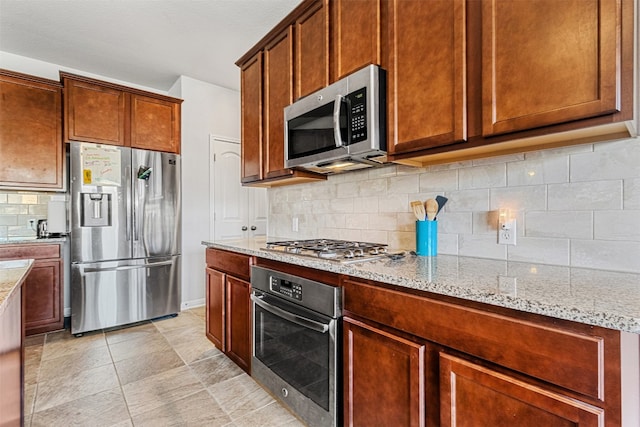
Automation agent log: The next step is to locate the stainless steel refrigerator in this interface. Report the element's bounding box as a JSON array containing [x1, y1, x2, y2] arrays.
[[69, 142, 181, 335]]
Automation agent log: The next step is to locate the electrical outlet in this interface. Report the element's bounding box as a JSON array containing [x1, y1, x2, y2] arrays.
[[498, 218, 517, 245], [292, 217, 299, 232]]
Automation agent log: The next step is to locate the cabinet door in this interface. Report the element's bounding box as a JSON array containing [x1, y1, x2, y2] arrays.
[[385, 0, 466, 156], [264, 27, 295, 180], [240, 52, 263, 183], [0, 285, 22, 426], [130, 94, 181, 153], [205, 267, 225, 351], [225, 276, 251, 373], [482, 0, 620, 136], [24, 259, 63, 335], [295, 0, 329, 99], [332, 0, 381, 81], [440, 353, 604, 427], [343, 317, 425, 427], [0, 72, 63, 189], [64, 78, 127, 146]]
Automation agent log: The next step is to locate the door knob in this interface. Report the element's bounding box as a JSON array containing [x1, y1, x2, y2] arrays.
[[251, 226, 257, 231], [242, 226, 248, 231]]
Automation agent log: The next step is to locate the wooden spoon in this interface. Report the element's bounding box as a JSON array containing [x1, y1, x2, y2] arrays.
[[425, 198, 438, 221]]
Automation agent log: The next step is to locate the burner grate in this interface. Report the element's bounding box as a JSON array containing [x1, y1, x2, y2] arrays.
[[264, 239, 389, 263]]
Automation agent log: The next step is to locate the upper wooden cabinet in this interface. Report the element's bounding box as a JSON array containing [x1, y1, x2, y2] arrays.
[[61, 72, 182, 153], [384, 0, 467, 157], [295, 0, 330, 100], [0, 70, 64, 190], [240, 52, 264, 183], [332, 0, 381, 81], [481, 0, 622, 137]]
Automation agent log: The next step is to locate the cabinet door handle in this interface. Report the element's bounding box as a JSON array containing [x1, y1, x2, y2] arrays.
[[242, 226, 248, 231], [251, 226, 257, 231]]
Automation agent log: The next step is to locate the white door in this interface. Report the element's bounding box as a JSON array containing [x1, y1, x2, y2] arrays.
[[210, 136, 267, 240]]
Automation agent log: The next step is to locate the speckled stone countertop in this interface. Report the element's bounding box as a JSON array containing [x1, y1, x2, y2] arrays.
[[0, 259, 34, 316], [0, 237, 67, 245], [203, 238, 640, 334]]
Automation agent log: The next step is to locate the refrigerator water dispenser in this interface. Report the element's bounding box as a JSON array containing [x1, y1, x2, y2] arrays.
[[81, 193, 111, 227]]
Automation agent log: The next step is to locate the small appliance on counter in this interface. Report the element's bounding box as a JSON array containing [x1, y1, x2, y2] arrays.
[[37, 219, 48, 239]]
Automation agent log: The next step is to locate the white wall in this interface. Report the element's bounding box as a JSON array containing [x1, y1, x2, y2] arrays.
[[168, 76, 240, 308]]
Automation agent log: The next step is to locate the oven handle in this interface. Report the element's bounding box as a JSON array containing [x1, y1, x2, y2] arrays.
[[251, 294, 329, 334]]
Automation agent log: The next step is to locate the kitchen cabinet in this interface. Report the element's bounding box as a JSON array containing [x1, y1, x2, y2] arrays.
[[295, 0, 330, 100], [0, 69, 64, 190], [62, 72, 182, 153], [342, 277, 623, 427], [332, 0, 381, 81], [238, 34, 326, 187], [0, 274, 24, 427], [205, 248, 253, 373], [0, 244, 63, 336]]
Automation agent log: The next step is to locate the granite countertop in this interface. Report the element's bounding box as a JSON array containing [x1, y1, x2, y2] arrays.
[[0, 259, 34, 316], [0, 237, 67, 245], [203, 238, 640, 334]]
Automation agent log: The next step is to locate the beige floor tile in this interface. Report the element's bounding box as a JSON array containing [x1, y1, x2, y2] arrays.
[[42, 330, 107, 361], [24, 341, 43, 365], [114, 348, 184, 385], [24, 360, 40, 386], [122, 364, 204, 417], [108, 331, 172, 363], [164, 328, 221, 364], [152, 311, 202, 332], [25, 334, 45, 347], [190, 353, 244, 388], [188, 305, 206, 319], [230, 401, 305, 427], [131, 389, 232, 427], [34, 363, 120, 412], [38, 345, 113, 383], [104, 321, 156, 345], [24, 383, 36, 416], [209, 374, 276, 421], [31, 388, 130, 427]]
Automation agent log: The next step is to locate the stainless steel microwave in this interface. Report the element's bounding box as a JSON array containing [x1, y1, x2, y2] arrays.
[[284, 64, 386, 174]]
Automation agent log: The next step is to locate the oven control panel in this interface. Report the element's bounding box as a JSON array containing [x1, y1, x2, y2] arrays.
[[270, 276, 302, 301]]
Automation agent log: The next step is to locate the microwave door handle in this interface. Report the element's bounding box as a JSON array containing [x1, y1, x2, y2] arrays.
[[332, 94, 345, 148]]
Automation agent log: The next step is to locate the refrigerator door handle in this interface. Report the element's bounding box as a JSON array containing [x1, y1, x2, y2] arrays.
[[81, 260, 174, 273], [125, 165, 132, 241], [133, 179, 139, 241]]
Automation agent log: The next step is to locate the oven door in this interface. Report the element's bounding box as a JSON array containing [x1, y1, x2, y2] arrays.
[[251, 289, 340, 427]]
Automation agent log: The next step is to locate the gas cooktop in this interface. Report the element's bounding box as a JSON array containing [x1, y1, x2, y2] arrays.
[[263, 239, 399, 264]]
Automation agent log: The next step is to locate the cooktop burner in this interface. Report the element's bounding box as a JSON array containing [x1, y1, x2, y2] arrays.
[[264, 239, 390, 264]]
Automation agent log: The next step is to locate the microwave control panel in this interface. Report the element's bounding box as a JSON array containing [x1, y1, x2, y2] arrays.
[[347, 87, 367, 143], [270, 276, 303, 301]]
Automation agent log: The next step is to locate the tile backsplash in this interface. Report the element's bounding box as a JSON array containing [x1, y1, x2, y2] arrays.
[[0, 191, 52, 240], [268, 138, 640, 273]]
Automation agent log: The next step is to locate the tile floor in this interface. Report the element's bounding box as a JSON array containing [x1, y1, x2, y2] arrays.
[[23, 306, 305, 427]]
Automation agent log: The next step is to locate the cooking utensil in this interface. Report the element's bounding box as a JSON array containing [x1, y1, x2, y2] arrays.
[[410, 200, 426, 221], [435, 195, 448, 218], [425, 199, 438, 221]]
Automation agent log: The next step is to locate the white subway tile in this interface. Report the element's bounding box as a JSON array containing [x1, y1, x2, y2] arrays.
[[438, 212, 472, 234], [472, 153, 524, 166], [419, 169, 459, 192], [507, 157, 568, 186], [490, 186, 546, 211], [624, 178, 640, 209], [345, 214, 369, 230], [524, 144, 593, 159], [472, 211, 500, 235], [525, 211, 592, 239], [357, 178, 387, 197], [459, 234, 507, 259], [337, 181, 359, 198], [378, 194, 409, 213], [445, 189, 490, 212], [0, 215, 17, 226], [388, 174, 419, 194], [354, 197, 379, 213], [459, 164, 506, 189], [548, 181, 622, 210], [397, 212, 417, 232], [324, 214, 346, 228], [395, 164, 422, 175], [507, 237, 570, 266], [362, 229, 389, 244], [429, 160, 473, 171], [368, 213, 397, 231], [570, 139, 640, 181], [0, 194, 7, 203], [329, 198, 353, 213], [388, 231, 414, 250], [571, 240, 640, 273], [594, 210, 640, 241], [437, 233, 459, 255]]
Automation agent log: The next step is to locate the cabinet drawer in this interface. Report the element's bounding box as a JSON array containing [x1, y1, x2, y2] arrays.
[[206, 248, 253, 281], [0, 244, 61, 260], [343, 278, 618, 401]]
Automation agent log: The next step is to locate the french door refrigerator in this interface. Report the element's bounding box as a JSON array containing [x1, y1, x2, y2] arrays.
[[70, 142, 181, 335]]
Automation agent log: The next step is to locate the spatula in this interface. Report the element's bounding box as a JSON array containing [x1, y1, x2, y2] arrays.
[[410, 200, 426, 221], [435, 195, 448, 218], [425, 198, 438, 221]]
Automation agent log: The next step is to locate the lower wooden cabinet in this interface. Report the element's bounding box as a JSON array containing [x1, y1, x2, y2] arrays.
[[205, 248, 253, 373], [0, 281, 23, 426], [0, 243, 63, 336]]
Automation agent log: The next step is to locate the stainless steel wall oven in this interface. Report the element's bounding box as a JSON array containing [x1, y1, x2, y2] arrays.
[[250, 265, 342, 427]]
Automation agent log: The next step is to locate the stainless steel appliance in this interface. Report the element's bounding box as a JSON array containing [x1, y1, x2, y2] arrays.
[[69, 142, 181, 335], [285, 64, 386, 174], [251, 266, 342, 427], [263, 239, 396, 264]]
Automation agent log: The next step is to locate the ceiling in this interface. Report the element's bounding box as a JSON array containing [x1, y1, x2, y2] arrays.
[[0, 0, 301, 92]]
